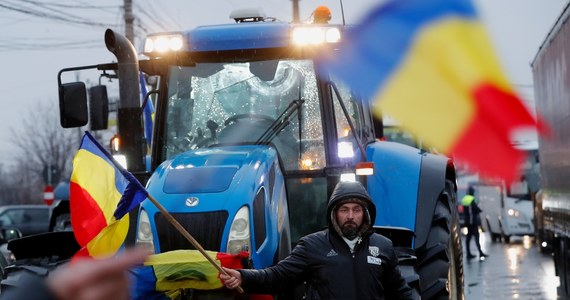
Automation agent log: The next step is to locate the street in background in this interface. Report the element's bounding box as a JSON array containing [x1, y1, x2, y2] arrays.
[[463, 233, 558, 299]]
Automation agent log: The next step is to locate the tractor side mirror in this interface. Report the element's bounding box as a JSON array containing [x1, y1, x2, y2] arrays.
[[88, 85, 109, 130], [59, 82, 88, 128]]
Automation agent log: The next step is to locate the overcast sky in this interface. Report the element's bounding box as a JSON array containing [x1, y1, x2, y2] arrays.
[[0, 0, 567, 165]]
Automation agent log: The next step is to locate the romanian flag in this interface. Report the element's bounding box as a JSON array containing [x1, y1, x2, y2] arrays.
[[320, 0, 543, 182], [131, 250, 248, 299], [70, 132, 148, 257]]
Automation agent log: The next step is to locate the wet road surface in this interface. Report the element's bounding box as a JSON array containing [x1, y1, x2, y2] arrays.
[[462, 232, 559, 300]]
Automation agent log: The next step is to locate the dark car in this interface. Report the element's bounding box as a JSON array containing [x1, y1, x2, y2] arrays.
[[0, 205, 50, 237]]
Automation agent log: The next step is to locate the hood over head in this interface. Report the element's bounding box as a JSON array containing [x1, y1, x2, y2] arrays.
[[327, 181, 376, 239]]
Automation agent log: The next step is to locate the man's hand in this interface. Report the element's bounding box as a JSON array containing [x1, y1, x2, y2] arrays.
[[220, 266, 242, 290], [47, 248, 149, 300]]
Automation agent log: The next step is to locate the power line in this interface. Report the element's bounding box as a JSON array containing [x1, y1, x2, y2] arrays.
[[19, 0, 118, 11], [0, 39, 101, 51], [139, 0, 183, 29], [0, 1, 117, 28], [134, 3, 172, 31]]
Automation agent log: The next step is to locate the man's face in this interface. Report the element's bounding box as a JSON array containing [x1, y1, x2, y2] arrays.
[[336, 202, 364, 239]]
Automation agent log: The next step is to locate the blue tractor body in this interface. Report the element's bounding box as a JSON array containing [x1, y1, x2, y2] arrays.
[[366, 142, 422, 232]]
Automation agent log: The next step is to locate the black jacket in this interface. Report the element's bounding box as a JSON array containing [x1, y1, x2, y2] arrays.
[[0, 273, 55, 300], [239, 181, 413, 299]]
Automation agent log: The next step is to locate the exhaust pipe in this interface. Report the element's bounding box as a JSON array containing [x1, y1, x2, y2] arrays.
[[104, 29, 145, 172]]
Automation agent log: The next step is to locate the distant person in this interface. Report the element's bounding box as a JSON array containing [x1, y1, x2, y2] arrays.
[[0, 248, 148, 300], [220, 181, 413, 299], [462, 187, 488, 259], [312, 5, 331, 24]]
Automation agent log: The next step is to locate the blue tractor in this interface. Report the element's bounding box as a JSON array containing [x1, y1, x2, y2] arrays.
[[58, 8, 463, 299]]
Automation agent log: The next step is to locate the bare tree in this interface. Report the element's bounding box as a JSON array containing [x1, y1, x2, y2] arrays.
[[3, 101, 81, 204]]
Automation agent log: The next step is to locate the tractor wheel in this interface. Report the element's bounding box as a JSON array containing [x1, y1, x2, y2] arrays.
[[416, 180, 464, 300]]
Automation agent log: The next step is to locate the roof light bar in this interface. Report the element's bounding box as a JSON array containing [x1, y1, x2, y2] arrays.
[[143, 33, 183, 56], [292, 26, 341, 46]]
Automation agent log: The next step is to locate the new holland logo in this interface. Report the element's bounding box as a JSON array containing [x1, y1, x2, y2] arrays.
[[369, 246, 380, 257], [185, 197, 199, 207]]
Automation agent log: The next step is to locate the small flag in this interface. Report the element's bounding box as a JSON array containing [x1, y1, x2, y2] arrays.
[[70, 131, 148, 257], [131, 250, 248, 299], [320, 0, 544, 182], [140, 72, 155, 151]]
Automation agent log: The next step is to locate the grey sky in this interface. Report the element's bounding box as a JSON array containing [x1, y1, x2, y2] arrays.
[[0, 0, 566, 164]]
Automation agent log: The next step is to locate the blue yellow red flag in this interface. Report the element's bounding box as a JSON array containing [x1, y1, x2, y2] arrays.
[[131, 250, 248, 299], [70, 131, 148, 257], [320, 0, 544, 182]]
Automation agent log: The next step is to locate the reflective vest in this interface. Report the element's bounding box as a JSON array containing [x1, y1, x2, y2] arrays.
[[461, 194, 475, 206]]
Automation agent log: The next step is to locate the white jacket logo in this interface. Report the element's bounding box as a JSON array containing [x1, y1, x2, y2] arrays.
[[369, 246, 379, 257]]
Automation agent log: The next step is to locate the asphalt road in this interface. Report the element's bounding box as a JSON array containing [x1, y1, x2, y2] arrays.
[[462, 231, 559, 300]]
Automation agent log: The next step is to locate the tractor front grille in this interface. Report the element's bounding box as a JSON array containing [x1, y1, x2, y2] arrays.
[[155, 211, 228, 252]]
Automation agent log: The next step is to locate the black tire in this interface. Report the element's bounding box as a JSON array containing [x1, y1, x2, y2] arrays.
[[397, 255, 421, 299], [416, 180, 464, 300]]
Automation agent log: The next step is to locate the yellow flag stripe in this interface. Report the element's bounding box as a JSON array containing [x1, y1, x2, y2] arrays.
[[376, 18, 513, 152], [71, 149, 123, 223]]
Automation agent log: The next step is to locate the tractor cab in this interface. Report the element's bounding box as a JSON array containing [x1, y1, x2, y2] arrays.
[[138, 14, 376, 244]]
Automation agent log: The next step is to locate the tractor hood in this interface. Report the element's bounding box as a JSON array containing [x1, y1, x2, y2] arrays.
[[158, 146, 258, 194], [144, 145, 279, 212], [161, 149, 248, 194]]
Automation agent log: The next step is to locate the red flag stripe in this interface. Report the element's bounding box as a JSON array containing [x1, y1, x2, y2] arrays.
[[70, 182, 108, 246]]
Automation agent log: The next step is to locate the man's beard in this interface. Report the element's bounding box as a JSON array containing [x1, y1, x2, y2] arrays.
[[341, 221, 360, 240]]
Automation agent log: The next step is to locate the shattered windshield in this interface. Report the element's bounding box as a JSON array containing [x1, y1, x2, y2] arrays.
[[163, 59, 326, 171]]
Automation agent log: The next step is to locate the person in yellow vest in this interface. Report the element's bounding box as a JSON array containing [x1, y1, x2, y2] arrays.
[[462, 186, 488, 259]]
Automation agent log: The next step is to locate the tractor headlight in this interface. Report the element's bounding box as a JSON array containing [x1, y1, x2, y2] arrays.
[[227, 206, 251, 254], [143, 33, 184, 56], [135, 209, 155, 252], [292, 26, 341, 46], [340, 173, 356, 182]]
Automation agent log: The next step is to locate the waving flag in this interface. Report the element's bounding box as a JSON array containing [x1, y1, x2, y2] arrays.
[[131, 250, 248, 299], [320, 0, 544, 182], [70, 131, 148, 257], [140, 72, 155, 151]]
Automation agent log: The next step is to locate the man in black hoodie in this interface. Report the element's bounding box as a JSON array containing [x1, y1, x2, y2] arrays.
[[221, 181, 413, 299]]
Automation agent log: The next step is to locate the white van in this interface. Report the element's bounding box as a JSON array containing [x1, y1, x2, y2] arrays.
[[474, 180, 534, 243]]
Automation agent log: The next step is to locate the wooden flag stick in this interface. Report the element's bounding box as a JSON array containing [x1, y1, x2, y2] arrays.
[[146, 193, 244, 294]]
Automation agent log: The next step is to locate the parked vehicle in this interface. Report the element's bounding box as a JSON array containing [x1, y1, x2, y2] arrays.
[[0, 187, 78, 292], [532, 3, 570, 297], [0, 205, 50, 237], [457, 172, 534, 243], [475, 182, 534, 243]]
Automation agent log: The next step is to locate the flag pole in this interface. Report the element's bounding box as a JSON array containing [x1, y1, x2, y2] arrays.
[[146, 194, 244, 294]]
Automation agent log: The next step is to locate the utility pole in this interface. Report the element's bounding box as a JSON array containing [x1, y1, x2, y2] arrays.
[[124, 0, 135, 44], [292, 0, 300, 23]]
